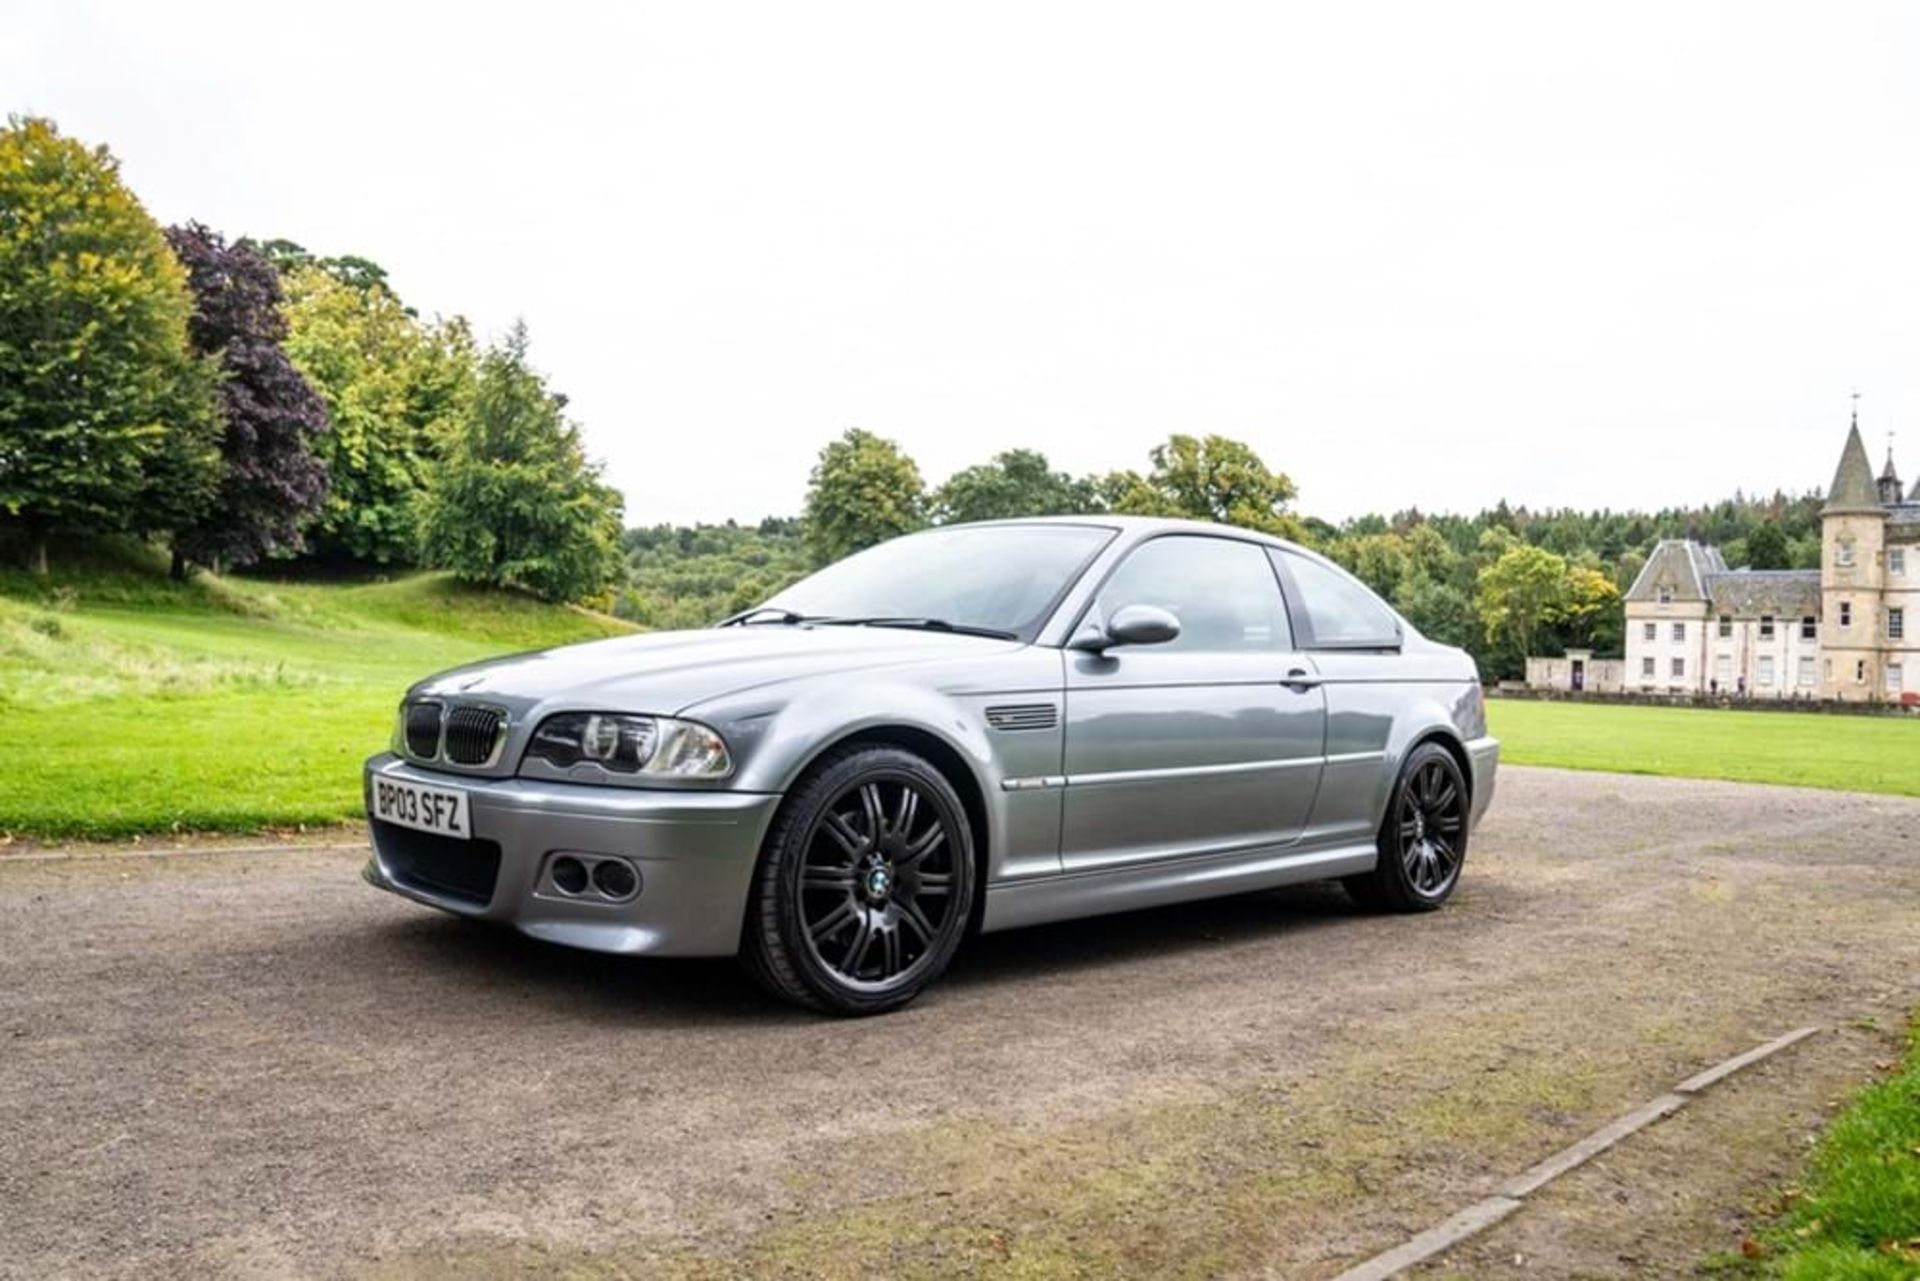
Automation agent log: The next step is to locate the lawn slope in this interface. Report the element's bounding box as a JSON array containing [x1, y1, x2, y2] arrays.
[[0, 542, 633, 839]]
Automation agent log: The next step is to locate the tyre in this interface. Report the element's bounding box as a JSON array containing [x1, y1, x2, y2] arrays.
[[1343, 741, 1468, 913], [741, 745, 977, 1014]]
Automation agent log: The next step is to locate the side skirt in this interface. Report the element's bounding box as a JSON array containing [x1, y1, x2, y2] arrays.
[[978, 839, 1378, 934]]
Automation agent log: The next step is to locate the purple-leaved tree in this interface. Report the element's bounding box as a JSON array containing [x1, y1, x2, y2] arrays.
[[164, 222, 330, 574]]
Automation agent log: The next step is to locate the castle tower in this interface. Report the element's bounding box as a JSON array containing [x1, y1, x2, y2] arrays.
[[1819, 415, 1887, 700], [1880, 446, 1905, 506]]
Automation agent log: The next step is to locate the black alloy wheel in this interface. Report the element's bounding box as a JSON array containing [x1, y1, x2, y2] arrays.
[[1343, 740, 1469, 912], [743, 745, 976, 1014]]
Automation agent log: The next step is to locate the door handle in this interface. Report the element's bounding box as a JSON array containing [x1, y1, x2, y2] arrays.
[[1283, 669, 1323, 692]]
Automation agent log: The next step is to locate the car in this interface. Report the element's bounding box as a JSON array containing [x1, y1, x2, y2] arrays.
[[363, 517, 1498, 1014]]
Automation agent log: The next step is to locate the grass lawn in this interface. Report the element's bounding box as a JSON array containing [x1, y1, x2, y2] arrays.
[[1488, 699, 1920, 798], [1709, 1014, 1920, 1279], [0, 544, 632, 840]]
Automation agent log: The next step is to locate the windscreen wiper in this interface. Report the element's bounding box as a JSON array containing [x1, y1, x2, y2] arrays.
[[718, 606, 811, 627], [818, 616, 1018, 641]]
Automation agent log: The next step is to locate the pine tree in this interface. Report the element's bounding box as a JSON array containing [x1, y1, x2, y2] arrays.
[[419, 322, 625, 603]]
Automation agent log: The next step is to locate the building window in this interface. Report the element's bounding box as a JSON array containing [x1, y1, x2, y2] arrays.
[[1892, 548, 1907, 576], [1672, 621, 1685, 641], [1671, 657, 1685, 679], [1641, 656, 1656, 678], [1837, 539, 1855, 567], [1642, 621, 1657, 642], [1657, 585, 1673, 605], [1801, 616, 1817, 640], [1891, 664, 1906, 696], [1757, 655, 1775, 686], [1717, 614, 1732, 638], [1857, 659, 1867, 683], [1840, 601, 1853, 627], [1714, 654, 1732, 681], [1798, 656, 1816, 687], [1759, 615, 1774, 640], [1892, 608, 1906, 641]]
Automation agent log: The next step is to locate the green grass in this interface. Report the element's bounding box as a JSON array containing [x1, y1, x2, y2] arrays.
[[1488, 699, 1920, 798], [0, 542, 633, 839], [1707, 1015, 1920, 1278]]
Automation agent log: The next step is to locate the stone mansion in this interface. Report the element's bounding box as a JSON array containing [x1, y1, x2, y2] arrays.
[[1532, 419, 1920, 703]]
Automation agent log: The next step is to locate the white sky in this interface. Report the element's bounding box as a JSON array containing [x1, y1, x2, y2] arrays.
[[7, 2, 1917, 526]]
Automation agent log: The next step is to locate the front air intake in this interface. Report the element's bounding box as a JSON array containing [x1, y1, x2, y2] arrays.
[[986, 703, 1059, 732]]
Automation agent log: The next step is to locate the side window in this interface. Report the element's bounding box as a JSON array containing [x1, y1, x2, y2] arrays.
[[1274, 550, 1402, 648], [1094, 537, 1292, 652]]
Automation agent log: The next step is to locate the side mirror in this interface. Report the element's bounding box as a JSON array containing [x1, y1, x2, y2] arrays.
[[1071, 604, 1181, 651]]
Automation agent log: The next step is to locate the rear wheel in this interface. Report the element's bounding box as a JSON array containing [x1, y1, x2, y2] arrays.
[[1343, 741, 1468, 912], [741, 745, 976, 1014]]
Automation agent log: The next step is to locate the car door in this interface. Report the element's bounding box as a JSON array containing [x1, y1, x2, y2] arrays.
[[1267, 547, 1408, 845], [1059, 534, 1327, 873]]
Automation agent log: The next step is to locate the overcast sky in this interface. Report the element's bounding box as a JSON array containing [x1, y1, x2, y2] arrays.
[[7, 3, 1917, 526]]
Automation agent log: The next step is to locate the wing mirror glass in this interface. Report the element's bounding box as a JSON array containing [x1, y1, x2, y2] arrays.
[[1071, 604, 1181, 651]]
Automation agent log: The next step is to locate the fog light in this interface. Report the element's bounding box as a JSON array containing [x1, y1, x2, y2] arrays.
[[592, 858, 639, 899], [551, 855, 589, 895]]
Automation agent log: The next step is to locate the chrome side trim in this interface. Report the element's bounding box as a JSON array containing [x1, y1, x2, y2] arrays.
[[1004, 754, 1342, 793], [1066, 756, 1321, 788], [1322, 750, 1387, 766]]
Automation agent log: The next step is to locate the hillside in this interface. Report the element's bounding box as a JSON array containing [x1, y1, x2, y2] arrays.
[[0, 541, 634, 840]]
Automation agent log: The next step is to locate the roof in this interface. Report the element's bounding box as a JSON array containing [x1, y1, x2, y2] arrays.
[[1825, 423, 1883, 513], [1624, 538, 1726, 602], [1703, 569, 1822, 617]]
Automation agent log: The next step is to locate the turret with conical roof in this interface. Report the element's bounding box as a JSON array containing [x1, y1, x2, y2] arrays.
[[1880, 445, 1905, 506], [1824, 420, 1882, 514]]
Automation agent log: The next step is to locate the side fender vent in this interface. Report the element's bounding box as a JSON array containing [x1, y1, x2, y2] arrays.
[[986, 703, 1059, 732]]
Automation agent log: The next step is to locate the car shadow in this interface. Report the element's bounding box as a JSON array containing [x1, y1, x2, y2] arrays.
[[949, 880, 1362, 990], [360, 880, 1368, 1026]]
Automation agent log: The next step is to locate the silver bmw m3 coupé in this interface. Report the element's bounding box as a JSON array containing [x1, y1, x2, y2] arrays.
[[364, 517, 1498, 1014]]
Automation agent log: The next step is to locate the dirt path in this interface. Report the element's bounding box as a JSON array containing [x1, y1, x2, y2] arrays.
[[1, 767, 1914, 1279]]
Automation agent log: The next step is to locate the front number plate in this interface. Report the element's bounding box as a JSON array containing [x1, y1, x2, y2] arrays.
[[373, 777, 470, 838]]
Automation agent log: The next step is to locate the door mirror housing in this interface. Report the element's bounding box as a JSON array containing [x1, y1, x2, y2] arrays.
[[1071, 604, 1182, 651]]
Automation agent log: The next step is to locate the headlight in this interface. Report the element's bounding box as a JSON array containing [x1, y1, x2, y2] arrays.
[[521, 713, 733, 779]]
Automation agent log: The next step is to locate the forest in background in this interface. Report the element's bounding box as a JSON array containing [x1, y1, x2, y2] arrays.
[[621, 443, 1828, 682]]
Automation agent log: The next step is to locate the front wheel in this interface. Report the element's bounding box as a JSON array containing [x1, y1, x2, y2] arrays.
[[1343, 741, 1468, 912], [741, 746, 977, 1015]]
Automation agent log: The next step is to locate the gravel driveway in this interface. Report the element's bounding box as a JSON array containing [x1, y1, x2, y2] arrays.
[[2, 767, 1916, 1279]]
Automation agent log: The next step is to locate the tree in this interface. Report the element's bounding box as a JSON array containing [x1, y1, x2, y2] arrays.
[[931, 448, 1095, 524], [1334, 532, 1415, 600], [1394, 572, 1478, 652], [162, 223, 330, 573], [420, 322, 624, 604], [0, 117, 218, 572], [1095, 434, 1304, 537], [1745, 520, 1789, 570], [1477, 544, 1570, 660], [802, 429, 927, 564], [1558, 564, 1622, 650], [253, 239, 394, 295], [280, 265, 473, 563]]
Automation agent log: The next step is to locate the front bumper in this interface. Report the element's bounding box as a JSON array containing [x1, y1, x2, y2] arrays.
[[361, 754, 782, 957], [1466, 735, 1499, 829]]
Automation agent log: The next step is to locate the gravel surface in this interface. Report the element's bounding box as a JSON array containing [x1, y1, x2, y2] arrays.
[[1, 766, 1915, 1279]]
